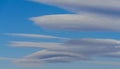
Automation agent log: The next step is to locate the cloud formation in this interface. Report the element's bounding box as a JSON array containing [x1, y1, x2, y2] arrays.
[[9, 38, 120, 64], [29, 0, 120, 31], [10, 41, 66, 50], [30, 0, 120, 14], [1, 0, 120, 66], [25, 0, 120, 63], [5, 33, 69, 40], [30, 13, 120, 31]]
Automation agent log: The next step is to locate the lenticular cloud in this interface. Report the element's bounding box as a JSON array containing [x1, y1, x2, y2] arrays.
[[30, 0, 120, 31], [10, 38, 120, 64], [1, 0, 120, 65], [30, 13, 120, 31], [31, 0, 120, 13]]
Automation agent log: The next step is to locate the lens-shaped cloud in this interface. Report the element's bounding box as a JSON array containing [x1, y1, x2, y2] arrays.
[[9, 38, 120, 64], [30, 13, 120, 31], [30, 0, 120, 14]]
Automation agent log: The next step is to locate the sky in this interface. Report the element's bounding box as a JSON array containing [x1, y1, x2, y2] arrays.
[[1, 0, 120, 69]]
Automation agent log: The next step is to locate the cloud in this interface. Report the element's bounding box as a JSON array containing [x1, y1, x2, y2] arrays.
[[0, 57, 17, 61], [29, 0, 120, 31], [30, 0, 120, 14], [30, 13, 120, 31], [64, 38, 120, 56], [5, 33, 69, 40], [85, 61, 120, 65], [16, 50, 88, 64], [9, 38, 120, 64], [10, 41, 67, 50], [1, 57, 120, 66], [2, 0, 120, 65], [102, 51, 120, 58]]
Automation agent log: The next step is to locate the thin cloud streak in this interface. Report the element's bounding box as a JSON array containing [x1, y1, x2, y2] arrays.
[[1, 57, 120, 66], [5, 33, 69, 40]]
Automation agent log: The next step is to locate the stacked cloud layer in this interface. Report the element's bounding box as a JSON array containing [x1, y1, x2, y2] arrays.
[[7, 33, 120, 64], [1, 0, 120, 65], [12, 0, 120, 64]]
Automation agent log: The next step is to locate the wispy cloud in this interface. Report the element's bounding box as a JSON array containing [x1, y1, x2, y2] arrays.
[[85, 61, 120, 65], [1, 57, 120, 66], [5, 33, 69, 40], [10, 41, 66, 50], [0, 57, 17, 61]]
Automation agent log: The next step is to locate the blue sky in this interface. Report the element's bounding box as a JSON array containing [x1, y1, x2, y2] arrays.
[[1, 0, 120, 69]]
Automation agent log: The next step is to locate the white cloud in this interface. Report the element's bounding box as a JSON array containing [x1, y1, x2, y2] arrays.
[[30, 13, 120, 31], [9, 38, 120, 64], [5, 33, 69, 40], [1, 0, 120, 66], [30, 0, 120, 13], [29, 0, 120, 31], [10, 41, 67, 50]]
